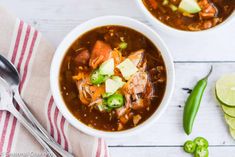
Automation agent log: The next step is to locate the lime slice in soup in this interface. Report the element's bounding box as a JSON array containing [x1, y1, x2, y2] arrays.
[[179, 0, 201, 14], [216, 74, 235, 107], [221, 104, 235, 118], [224, 114, 235, 129]]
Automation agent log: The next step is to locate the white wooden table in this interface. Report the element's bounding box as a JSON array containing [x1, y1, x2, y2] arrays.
[[1, 0, 235, 156]]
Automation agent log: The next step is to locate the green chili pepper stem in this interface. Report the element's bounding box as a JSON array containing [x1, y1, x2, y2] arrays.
[[183, 66, 213, 135], [202, 65, 213, 80]]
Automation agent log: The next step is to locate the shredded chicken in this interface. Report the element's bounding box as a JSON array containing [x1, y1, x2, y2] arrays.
[[121, 71, 148, 114], [188, 18, 221, 31], [132, 98, 145, 110], [122, 71, 148, 95], [76, 79, 91, 105], [198, 0, 218, 19], [186, 0, 221, 31], [116, 50, 149, 114], [128, 49, 144, 68], [76, 78, 105, 105], [88, 98, 103, 107], [143, 80, 154, 99], [116, 106, 129, 118]]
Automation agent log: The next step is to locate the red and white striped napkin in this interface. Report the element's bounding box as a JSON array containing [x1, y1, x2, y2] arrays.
[[0, 6, 109, 157]]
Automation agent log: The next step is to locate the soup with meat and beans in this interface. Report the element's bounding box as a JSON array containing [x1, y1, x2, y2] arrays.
[[59, 26, 166, 131], [143, 0, 235, 31]]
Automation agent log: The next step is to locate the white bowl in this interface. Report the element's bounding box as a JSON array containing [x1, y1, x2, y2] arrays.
[[50, 16, 175, 138], [136, 0, 235, 35]]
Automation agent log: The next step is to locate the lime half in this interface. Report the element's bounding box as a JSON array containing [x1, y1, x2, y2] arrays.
[[216, 74, 235, 107]]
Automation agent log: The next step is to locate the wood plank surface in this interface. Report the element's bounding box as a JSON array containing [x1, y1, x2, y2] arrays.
[[109, 146, 235, 157]]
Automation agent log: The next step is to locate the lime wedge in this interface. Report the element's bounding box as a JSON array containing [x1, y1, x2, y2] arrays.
[[216, 74, 235, 107], [229, 127, 235, 140], [221, 104, 235, 118], [224, 114, 235, 129]]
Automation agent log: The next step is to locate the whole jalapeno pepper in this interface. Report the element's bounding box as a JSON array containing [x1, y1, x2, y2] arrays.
[[183, 66, 213, 135]]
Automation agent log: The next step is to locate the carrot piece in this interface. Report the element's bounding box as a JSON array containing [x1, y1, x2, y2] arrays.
[[111, 49, 123, 65], [89, 40, 112, 69], [112, 49, 124, 77], [90, 85, 105, 101]]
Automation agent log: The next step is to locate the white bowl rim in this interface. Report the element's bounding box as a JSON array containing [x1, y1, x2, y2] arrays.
[[136, 0, 235, 35], [50, 15, 175, 138]]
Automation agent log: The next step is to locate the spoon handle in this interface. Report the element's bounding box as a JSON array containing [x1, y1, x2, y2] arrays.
[[13, 89, 74, 157], [7, 103, 57, 157]]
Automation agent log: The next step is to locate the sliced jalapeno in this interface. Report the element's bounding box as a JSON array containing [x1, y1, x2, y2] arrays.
[[119, 42, 127, 50], [90, 69, 107, 85], [97, 99, 112, 112], [184, 140, 196, 154], [194, 146, 209, 157], [107, 94, 124, 108], [194, 137, 209, 148]]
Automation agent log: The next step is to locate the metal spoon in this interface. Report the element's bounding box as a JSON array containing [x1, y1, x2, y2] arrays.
[[0, 54, 73, 157], [0, 77, 57, 157]]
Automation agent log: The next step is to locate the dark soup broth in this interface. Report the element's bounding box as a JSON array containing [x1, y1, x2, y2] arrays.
[[143, 0, 235, 31], [59, 26, 167, 131]]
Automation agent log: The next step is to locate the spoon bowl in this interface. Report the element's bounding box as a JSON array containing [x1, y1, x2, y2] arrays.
[[0, 55, 20, 87]]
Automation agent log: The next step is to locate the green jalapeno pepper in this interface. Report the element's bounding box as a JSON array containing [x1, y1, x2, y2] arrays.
[[194, 137, 209, 148], [184, 140, 196, 153], [183, 137, 209, 156], [107, 94, 124, 108], [194, 146, 209, 157], [90, 69, 107, 85], [183, 66, 213, 135]]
